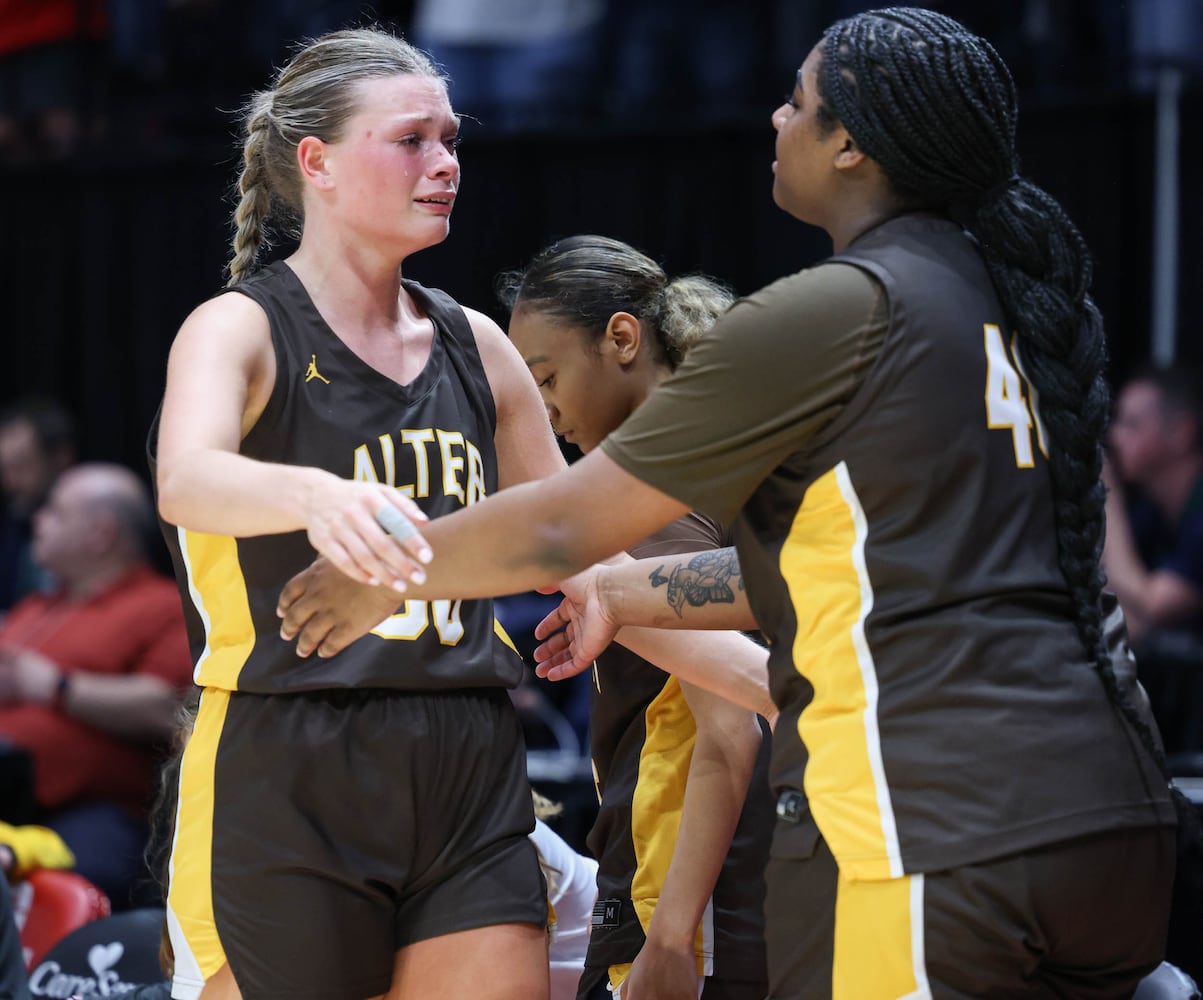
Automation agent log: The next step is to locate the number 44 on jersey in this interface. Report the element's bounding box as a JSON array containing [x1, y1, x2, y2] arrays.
[[984, 324, 1049, 469]]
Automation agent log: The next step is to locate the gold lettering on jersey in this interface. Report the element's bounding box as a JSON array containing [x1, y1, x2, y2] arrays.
[[401, 429, 436, 498], [352, 427, 486, 506], [465, 442, 486, 505], [370, 599, 464, 644], [437, 430, 466, 504]]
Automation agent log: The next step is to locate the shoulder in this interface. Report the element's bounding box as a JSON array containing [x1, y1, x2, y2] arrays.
[[167, 290, 273, 381], [685, 262, 885, 376], [461, 307, 531, 389], [173, 290, 271, 351], [729, 262, 883, 326], [463, 307, 513, 360]]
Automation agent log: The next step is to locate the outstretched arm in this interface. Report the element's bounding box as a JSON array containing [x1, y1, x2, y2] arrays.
[[531, 577, 773, 723], [621, 681, 764, 1000], [530, 548, 758, 677], [278, 448, 691, 654]]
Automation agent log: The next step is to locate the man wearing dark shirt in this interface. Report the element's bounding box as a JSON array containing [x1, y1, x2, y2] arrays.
[[1105, 364, 1203, 752]]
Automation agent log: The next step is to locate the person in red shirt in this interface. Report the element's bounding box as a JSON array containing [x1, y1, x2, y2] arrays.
[[0, 462, 193, 908]]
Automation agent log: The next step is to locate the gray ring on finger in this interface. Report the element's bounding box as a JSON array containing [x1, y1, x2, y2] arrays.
[[375, 505, 419, 543]]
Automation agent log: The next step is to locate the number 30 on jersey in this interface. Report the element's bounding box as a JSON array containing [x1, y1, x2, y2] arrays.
[[984, 324, 1048, 468], [371, 599, 464, 644]]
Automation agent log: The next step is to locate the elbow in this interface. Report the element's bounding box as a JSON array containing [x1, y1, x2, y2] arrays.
[[525, 514, 607, 580], [695, 713, 764, 772], [156, 466, 191, 528]]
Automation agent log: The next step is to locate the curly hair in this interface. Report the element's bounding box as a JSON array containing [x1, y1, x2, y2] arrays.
[[497, 235, 734, 370]]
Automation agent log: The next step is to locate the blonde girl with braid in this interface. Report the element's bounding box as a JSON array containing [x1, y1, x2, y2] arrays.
[[277, 9, 1179, 999], [150, 26, 568, 1000]]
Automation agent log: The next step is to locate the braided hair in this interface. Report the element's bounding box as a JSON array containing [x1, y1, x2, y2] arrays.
[[815, 8, 1166, 768], [225, 28, 443, 286], [496, 235, 734, 371]]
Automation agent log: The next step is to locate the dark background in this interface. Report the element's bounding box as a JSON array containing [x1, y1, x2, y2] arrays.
[[3, 0, 1203, 966], [1, 0, 1201, 475]]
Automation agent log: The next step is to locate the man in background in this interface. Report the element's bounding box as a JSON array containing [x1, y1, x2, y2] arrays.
[[1105, 363, 1203, 754], [0, 397, 77, 616], [0, 463, 193, 908]]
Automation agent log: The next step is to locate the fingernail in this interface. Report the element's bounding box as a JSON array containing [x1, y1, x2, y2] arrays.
[[418, 547, 433, 564], [368, 576, 380, 587], [410, 568, 426, 585], [392, 580, 407, 594]]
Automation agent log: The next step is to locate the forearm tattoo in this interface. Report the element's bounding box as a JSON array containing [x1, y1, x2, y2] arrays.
[[648, 548, 745, 618]]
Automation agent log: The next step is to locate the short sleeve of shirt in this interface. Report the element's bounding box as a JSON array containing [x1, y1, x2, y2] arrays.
[[600, 262, 887, 525]]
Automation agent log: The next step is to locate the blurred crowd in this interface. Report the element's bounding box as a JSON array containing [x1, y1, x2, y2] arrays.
[[1, 0, 1202, 163]]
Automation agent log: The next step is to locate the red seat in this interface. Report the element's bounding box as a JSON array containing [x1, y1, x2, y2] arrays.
[[10, 869, 111, 970]]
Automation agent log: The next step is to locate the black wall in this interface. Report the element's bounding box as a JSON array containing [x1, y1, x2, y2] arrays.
[[2, 88, 1201, 474]]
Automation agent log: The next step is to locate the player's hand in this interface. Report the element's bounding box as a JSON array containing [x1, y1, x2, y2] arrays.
[[301, 478, 432, 593], [0, 647, 61, 705], [277, 557, 403, 657], [532, 564, 620, 680], [620, 939, 698, 1000]]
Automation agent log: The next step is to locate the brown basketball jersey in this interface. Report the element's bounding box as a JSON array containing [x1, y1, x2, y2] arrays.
[[150, 262, 521, 693], [603, 213, 1174, 878], [586, 512, 772, 980]]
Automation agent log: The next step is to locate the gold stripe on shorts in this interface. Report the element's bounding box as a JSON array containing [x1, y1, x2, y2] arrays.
[[833, 871, 930, 1000], [168, 687, 232, 984]]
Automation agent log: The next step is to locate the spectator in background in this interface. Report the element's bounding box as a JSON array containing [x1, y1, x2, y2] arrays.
[[603, 0, 772, 125], [411, 0, 605, 131], [0, 463, 193, 909], [0, 397, 77, 618], [1105, 364, 1203, 753], [1106, 365, 1203, 640], [0, 0, 107, 159]]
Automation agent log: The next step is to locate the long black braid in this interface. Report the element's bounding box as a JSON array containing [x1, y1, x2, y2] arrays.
[[816, 8, 1172, 779]]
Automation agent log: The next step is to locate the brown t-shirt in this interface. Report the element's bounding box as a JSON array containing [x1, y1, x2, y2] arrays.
[[603, 214, 1174, 878], [603, 262, 887, 526]]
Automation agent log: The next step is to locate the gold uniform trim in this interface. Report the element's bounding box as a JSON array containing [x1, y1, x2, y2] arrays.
[[493, 617, 520, 657], [779, 462, 902, 880], [623, 676, 707, 982], [178, 529, 256, 691], [167, 687, 232, 984], [833, 870, 930, 999]]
